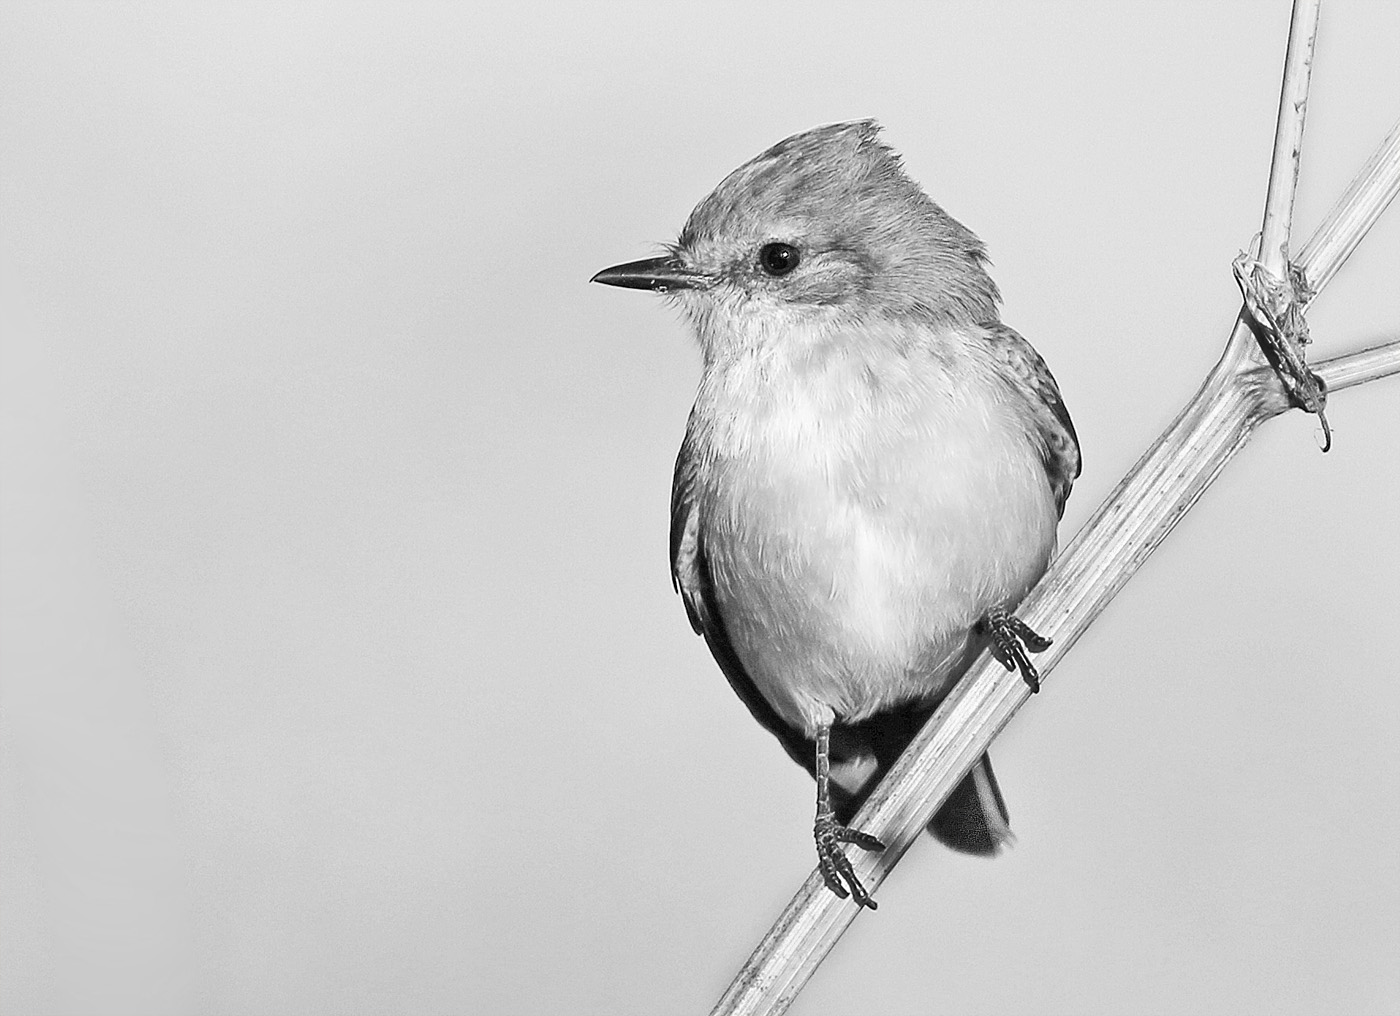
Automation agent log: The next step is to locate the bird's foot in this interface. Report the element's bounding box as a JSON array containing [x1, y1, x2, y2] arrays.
[[985, 607, 1052, 693], [814, 809, 885, 910]]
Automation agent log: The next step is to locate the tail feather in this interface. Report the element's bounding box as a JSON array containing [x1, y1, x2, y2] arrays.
[[928, 754, 1012, 855]]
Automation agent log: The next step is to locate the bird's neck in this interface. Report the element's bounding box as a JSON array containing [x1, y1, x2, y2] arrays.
[[688, 316, 989, 465]]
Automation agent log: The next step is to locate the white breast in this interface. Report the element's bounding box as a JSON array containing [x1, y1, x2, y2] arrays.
[[692, 331, 1057, 735]]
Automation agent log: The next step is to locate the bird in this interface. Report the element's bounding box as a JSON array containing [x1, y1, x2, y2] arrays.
[[591, 120, 1080, 909]]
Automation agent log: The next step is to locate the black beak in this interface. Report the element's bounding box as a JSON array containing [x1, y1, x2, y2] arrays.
[[590, 256, 704, 293]]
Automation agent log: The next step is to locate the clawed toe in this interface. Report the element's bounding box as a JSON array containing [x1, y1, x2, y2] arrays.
[[985, 608, 1052, 693], [815, 813, 885, 909], [1014, 625, 1051, 653], [836, 826, 886, 852]]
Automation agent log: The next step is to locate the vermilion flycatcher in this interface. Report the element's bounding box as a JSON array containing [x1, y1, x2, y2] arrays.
[[593, 121, 1080, 908]]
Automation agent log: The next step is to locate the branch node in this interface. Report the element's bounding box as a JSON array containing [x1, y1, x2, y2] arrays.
[[1232, 250, 1332, 451]]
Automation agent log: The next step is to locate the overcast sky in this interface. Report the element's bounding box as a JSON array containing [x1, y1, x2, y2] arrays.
[[2, 3, 1398, 1014]]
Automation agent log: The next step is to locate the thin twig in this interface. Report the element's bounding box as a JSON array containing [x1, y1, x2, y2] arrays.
[[1312, 339, 1400, 392], [1260, 0, 1322, 272], [1296, 120, 1400, 295], [710, 12, 1399, 1016]]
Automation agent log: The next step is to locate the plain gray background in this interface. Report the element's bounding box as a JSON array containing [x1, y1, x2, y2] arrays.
[[2, 3, 1397, 1014]]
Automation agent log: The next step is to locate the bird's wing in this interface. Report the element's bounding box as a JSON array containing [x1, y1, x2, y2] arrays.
[[669, 433, 818, 777], [983, 322, 1082, 518]]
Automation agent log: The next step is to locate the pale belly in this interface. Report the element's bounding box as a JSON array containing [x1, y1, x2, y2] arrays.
[[697, 390, 1058, 735]]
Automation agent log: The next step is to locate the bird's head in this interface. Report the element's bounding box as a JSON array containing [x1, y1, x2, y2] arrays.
[[592, 120, 1001, 358]]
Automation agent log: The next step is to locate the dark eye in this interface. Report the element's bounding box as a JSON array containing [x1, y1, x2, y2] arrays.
[[759, 242, 800, 276]]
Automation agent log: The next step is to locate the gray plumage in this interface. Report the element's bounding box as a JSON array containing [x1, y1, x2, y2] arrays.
[[596, 120, 1080, 903]]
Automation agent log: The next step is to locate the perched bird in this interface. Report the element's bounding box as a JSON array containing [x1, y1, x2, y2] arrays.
[[592, 121, 1080, 909]]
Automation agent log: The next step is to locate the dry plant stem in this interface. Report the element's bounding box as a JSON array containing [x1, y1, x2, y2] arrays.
[[711, 59, 1400, 1016], [1313, 339, 1400, 392], [1260, 0, 1321, 272], [1297, 119, 1400, 294]]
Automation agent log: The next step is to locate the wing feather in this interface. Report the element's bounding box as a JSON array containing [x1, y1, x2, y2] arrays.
[[670, 435, 816, 773], [983, 323, 1081, 517]]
